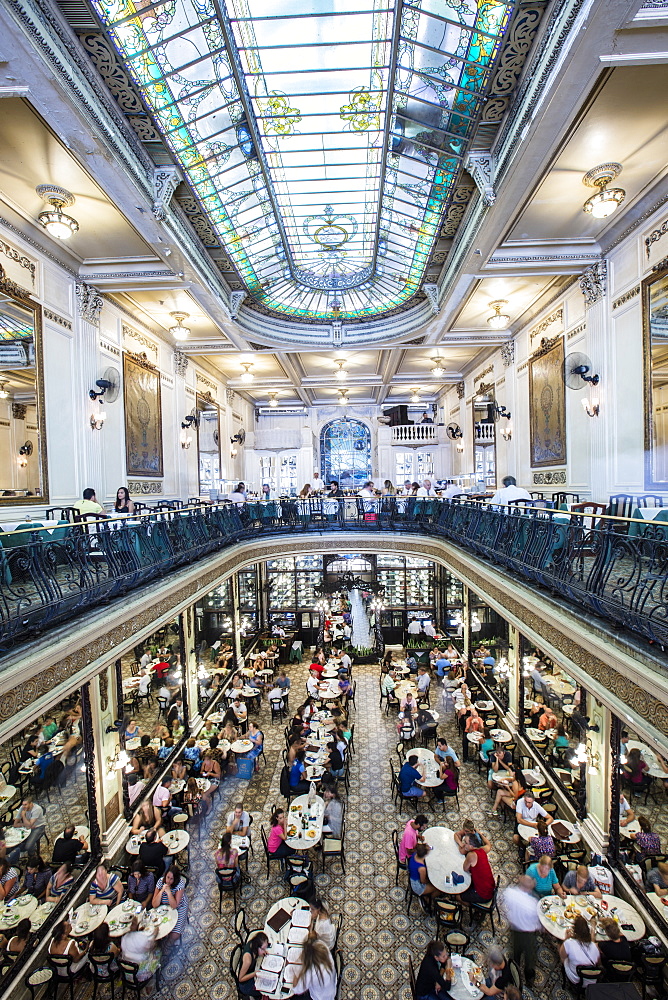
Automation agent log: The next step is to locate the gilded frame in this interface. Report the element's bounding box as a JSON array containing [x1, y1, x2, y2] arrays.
[[529, 336, 566, 468], [196, 391, 221, 494], [642, 261, 668, 490], [0, 265, 49, 506], [123, 351, 163, 478]]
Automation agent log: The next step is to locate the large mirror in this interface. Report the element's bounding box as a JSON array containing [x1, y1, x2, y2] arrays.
[[0, 267, 47, 505], [643, 263, 668, 488], [472, 386, 497, 491], [196, 392, 221, 497]]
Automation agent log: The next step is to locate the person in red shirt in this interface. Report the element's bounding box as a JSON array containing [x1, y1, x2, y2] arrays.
[[309, 661, 324, 675], [460, 833, 495, 904]]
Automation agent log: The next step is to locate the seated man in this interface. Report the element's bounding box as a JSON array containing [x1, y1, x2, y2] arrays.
[[435, 737, 460, 768], [514, 791, 552, 845], [52, 825, 89, 866], [398, 754, 425, 798], [226, 803, 251, 837], [139, 829, 170, 873], [416, 667, 431, 696], [562, 864, 602, 898], [646, 860, 668, 897], [74, 487, 107, 517]]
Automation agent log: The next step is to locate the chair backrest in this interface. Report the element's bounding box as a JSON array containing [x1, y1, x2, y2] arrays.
[[279, 766, 292, 799], [261, 826, 269, 854], [508, 958, 521, 987], [607, 961, 634, 980], [230, 942, 243, 981], [90, 953, 115, 979], [576, 965, 603, 986], [234, 908, 247, 941], [408, 955, 417, 1000], [392, 828, 400, 861], [119, 959, 140, 983], [48, 953, 74, 976], [217, 867, 238, 888]]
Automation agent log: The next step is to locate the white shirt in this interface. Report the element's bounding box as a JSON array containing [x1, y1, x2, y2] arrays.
[[441, 485, 464, 499], [489, 484, 532, 505], [416, 487, 435, 497], [417, 674, 430, 692], [358, 487, 375, 498], [517, 800, 547, 823], [423, 622, 436, 637], [268, 687, 284, 705], [226, 810, 251, 831], [138, 673, 151, 696], [502, 885, 541, 932], [295, 963, 337, 1000], [563, 938, 600, 984], [307, 677, 320, 697], [140, 653, 151, 669], [229, 491, 246, 504], [407, 620, 422, 634], [310, 478, 324, 492], [339, 653, 351, 670]]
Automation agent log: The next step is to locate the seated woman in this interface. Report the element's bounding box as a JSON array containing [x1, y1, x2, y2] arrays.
[[562, 864, 602, 898], [89, 922, 120, 975], [127, 861, 155, 908], [623, 748, 650, 790], [0, 860, 19, 901], [124, 719, 141, 740], [408, 843, 441, 902], [490, 767, 524, 817], [200, 718, 219, 741], [526, 816, 556, 862], [630, 814, 661, 860], [5, 918, 31, 957], [479, 727, 494, 763], [247, 722, 264, 770], [120, 917, 159, 982], [552, 725, 571, 758], [49, 920, 89, 976], [293, 938, 337, 1000], [200, 752, 221, 815], [559, 915, 600, 985], [23, 854, 50, 899], [46, 863, 75, 903], [157, 737, 175, 761], [238, 932, 270, 998], [309, 898, 336, 949], [182, 776, 202, 812], [214, 832, 240, 884], [132, 801, 160, 837], [221, 721, 238, 744], [152, 868, 188, 942], [415, 939, 452, 1000], [525, 856, 565, 899], [89, 863, 124, 907], [171, 758, 188, 783], [267, 809, 297, 860], [289, 750, 311, 795], [432, 758, 459, 802], [182, 740, 202, 771]]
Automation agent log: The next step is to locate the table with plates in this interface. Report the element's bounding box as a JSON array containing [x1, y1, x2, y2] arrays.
[[0, 785, 17, 809], [619, 819, 641, 838], [285, 794, 324, 850], [126, 736, 161, 752], [544, 678, 576, 697], [321, 668, 339, 679], [394, 665, 410, 677], [489, 728, 512, 744], [475, 701, 494, 712], [304, 746, 329, 781], [125, 829, 190, 856], [395, 680, 418, 701], [170, 777, 211, 795], [106, 900, 178, 939], [412, 748, 442, 788], [518, 819, 580, 844], [231, 834, 250, 853], [69, 902, 108, 937], [314, 679, 343, 701], [626, 740, 668, 779], [526, 727, 554, 742], [422, 827, 471, 894], [230, 738, 254, 755], [0, 894, 38, 931], [206, 712, 225, 724], [538, 893, 645, 942], [466, 731, 485, 746], [29, 900, 58, 930], [447, 956, 484, 1000], [4, 827, 30, 851], [492, 767, 543, 788], [260, 896, 311, 999]]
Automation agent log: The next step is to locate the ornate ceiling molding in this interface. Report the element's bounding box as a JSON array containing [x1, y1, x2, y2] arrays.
[[579, 260, 607, 307]]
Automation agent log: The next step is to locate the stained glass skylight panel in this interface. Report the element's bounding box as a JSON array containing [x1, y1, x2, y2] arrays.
[[91, 0, 513, 321]]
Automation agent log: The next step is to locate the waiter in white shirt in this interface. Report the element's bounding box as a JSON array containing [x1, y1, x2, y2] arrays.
[[488, 476, 532, 506], [311, 472, 324, 493], [416, 479, 436, 497], [407, 619, 422, 635]]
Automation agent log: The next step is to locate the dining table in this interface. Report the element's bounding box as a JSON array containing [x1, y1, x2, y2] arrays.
[[412, 748, 442, 788], [314, 679, 343, 701], [447, 956, 484, 1000], [69, 901, 109, 937], [492, 767, 543, 787], [170, 777, 211, 795], [125, 829, 190, 856], [260, 895, 311, 999], [526, 727, 554, 742], [626, 740, 668, 779], [285, 794, 325, 850], [538, 893, 645, 941], [0, 894, 38, 931], [489, 728, 512, 744], [544, 678, 576, 697], [230, 738, 254, 755], [518, 819, 580, 844], [106, 901, 179, 939], [422, 827, 471, 894], [475, 700, 494, 712], [4, 827, 30, 851], [395, 680, 418, 701], [0, 784, 17, 809]]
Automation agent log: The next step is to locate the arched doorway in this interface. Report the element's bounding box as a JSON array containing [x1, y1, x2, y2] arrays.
[[320, 417, 371, 488]]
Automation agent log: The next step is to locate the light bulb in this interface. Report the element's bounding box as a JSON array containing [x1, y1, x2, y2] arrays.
[[38, 206, 79, 239], [169, 311, 190, 341], [240, 363, 254, 382], [269, 394, 278, 407], [334, 361, 348, 381], [487, 300, 510, 330]]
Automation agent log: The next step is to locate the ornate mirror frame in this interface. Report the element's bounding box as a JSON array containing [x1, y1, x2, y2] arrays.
[[196, 391, 221, 495], [642, 260, 668, 490], [472, 382, 497, 490], [0, 265, 48, 506]]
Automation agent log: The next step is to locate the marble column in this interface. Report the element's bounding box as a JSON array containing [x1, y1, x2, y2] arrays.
[[181, 607, 201, 729], [231, 572, 242, 667], [581, 698, 611, 858], [506, 623, 520, 729], [579, 262, 610, 499], [75, 283, 105, 497]]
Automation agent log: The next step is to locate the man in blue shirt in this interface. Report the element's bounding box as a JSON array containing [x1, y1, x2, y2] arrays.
[[289, 750, 310, 794], [435, 737, 460, 767], [482, 654, 496, 679], [399, 754, 425, 797], [435, 654, 450, 677]]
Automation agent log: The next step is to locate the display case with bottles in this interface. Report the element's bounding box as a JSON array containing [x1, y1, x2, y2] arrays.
[[376, 554, 436, 640], [266, 557, 324, 642]]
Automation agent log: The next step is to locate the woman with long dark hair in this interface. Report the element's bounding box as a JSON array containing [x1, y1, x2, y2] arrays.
[[415, 940, 452, 1000], [114, 486, 135, 515], [238, 931, 269, 997]]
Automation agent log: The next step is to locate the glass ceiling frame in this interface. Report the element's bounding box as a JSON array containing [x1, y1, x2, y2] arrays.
[[91, 0, 514, 321]]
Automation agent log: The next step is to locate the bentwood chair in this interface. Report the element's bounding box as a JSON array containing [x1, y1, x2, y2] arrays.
[[216, 866, 240, 912], [90, 952, 118, 1000], [119, 959, 161, 999], [322, 818, 345, 873], [408, 956, 418, 1000], [392, 829, 407, 886], [48, 954, 86, 1000], [466, 875, 500, 934], [24, 967, 55, 1000]]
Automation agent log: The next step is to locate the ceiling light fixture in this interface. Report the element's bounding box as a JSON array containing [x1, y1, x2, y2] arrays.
[[0, 382, 8, 400], [36, 185, 79, 240], [487, 300, 510, 330], [334, 360, 348, 381], [240, 362, 255, 383], [338, 389, 349, 406], [268, 392, 279, 408], [169, 311, 190, 341], [430, 356, 446, 379], [410, 387, 421, 404], [582, 163, 625, 219]]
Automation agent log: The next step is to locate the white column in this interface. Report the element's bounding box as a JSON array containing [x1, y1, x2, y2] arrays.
[[75, 283, 105, 496], [579, 262, 610, 501]]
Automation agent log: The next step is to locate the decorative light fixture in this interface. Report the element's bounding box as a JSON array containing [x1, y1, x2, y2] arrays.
[[338, 389, 349, 406], [240, 362, 255, 383], [334, 360, 348, 382], [169, 311, 190, 341], [0, 381, 8, 399], [456, 439, 464, 453], [581, 397, 600, 417], [106, 746, 132, 775], [582, 163, 625, 219], [501, 424, 512, 441], [36, 184, 79, 240], [487, 300, 510, 330], [268, 392, 279, 408], [90, 403, 106, 430], [409, 387, 421, 404], [180, 427, 192, 449], [569, 739, 600, 776], [430, 356, 446, 379]]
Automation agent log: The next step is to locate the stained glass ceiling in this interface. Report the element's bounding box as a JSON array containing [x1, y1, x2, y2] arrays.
[[91, 0, 514, 321]]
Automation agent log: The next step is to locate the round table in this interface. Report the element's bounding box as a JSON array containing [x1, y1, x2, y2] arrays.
[[29, 900, 57, 930], [171, 777, 210, 795], [0, 894, 38, 931], [70, 902, 108, 937], [394, 666, 410, 677], [315, 680, 342, 701], [475, 701, 494, 712], [489, 728, 512, 744], [321, 668, 339, 679], [285, 794, 325, 850], [448, 956, 484, 1000], [230, 739, 254, 755], [620, 819, 641, 837], [538, 893, 645, 941], [4, 828, 30, 851], [395, 680, 417, 700], [106, 902, 178, 939], [526, 727, 551, 742], [206, 712, 225, 724], [0, 785, 17, 809], [518, 819, 580, 844], [412, 749, 442, 788], [125, 829, 190, 856], [466, 732, 484, 745], [422, 827, 471, 894], [261, 896, 311, 999], [546, 679, 576, 697]]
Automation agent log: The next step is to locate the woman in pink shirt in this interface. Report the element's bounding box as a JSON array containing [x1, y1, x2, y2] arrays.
[[266, 809, 295, 860]]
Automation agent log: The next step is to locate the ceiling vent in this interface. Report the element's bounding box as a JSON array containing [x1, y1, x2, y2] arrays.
[[54, 0, 100, 30]]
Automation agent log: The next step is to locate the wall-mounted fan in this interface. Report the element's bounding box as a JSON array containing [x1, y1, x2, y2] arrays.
[[231, 427, 246, 446], [446, 422, 463, 440], [89, 366, 120, 402], [564, 352, 600, 389], [19, 440, 33, 456], [181, 407, 199, 430], [493, 404, 511, 421]]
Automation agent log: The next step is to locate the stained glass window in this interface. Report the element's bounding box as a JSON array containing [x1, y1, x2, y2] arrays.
[[91, 0, 512, 320], [320, 418, 371, 487]]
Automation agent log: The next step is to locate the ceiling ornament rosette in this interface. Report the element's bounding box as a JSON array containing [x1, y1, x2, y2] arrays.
[[89, 0, 516, 326]]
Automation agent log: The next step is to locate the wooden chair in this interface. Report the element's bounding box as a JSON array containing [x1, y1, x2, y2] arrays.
[[392, 829, 407, 886], [408, 955, 417, 1000], [322, 818, 345, 874], [465, 875, 500, 934], [444, 927, 470, 954], [90, 951, 118, 1000], [216, 866, 240, 913]]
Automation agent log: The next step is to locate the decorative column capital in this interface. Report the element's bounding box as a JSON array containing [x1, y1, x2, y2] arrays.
[[75, 282, 103, 325], [579, 260, 607, 307], [329, 320, 343, 344], [152, 166, 181, 221], [422, 283, 440, 315], [226, 387, 236, 405], [465, 152, 496, 207], [229, 290, 246, 319], [455, 380, 465, 399], [173, 349, 189, 377], [500, 339, 515, 367]]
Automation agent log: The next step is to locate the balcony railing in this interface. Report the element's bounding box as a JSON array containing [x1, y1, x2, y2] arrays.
[[1, 498, 667, 652], [390, 423, 438, 445]]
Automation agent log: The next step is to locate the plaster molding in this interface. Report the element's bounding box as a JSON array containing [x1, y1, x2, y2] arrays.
[[500, 340, 515, 367], [173, 350, 189, 377], [75, 282, 103, 325], [612, 285, 640, 311], [645, 218, 668, 258], [152, 166, 181, 222], [44, 308, 72, 330], [579, 260, 608, 307], [0, 239, 36, 283], [465, 152, 496, 206], [530, 307, 563, 341]]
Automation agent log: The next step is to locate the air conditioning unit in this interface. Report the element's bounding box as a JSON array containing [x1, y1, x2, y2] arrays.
[[256, 406, 308, 416]]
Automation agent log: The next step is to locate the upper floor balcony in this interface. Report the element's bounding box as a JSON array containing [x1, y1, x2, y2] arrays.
[[390, 422, 440, 446]]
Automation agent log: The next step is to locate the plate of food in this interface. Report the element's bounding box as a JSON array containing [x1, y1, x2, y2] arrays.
[[287, 825, 298, 837], [261, 954, 285, 973], [305, 829, 317, 839]]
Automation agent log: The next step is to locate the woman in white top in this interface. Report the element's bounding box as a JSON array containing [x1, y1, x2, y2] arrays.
[[559, 915, 601, 984], [310, 898, 336, 950], [293, 938, 337, 1000], [49, 920, 89, 975]]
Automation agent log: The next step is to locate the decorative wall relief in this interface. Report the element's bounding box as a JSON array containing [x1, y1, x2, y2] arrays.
[[500, 340, 515, 367], [533, 470, 567, 484], [529, 337, 566, 467], [123, 352, 163, 477], [579, 260, 607, 306], [128, 480, 164, 495]]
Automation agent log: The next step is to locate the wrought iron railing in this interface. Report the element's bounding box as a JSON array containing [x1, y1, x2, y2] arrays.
[[1, 497, 667, 653]]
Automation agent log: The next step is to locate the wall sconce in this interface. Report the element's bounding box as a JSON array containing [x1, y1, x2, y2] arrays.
[[90, 403, 106, 430], [456, 440, 465, 453], [581, 397, 599, 418], [106, 746, 132, 775], [180, 427, 192, 449], [501, 425, 512, 441], [230, 445, 238, 458], [569, 739, 600, 775]]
